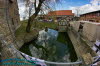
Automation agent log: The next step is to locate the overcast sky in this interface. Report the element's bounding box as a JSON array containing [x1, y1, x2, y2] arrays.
[[17, 0, 100, 20]]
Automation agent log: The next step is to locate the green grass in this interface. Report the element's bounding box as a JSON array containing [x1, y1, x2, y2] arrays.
[[15, 20, 38, 41], [32, 21, 58, 29], [15, 20, 27, 37], [15, 20, 58, 42]]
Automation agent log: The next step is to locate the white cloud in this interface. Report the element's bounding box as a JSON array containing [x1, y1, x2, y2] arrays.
[[17, 0, 26, 20], [70, 0, 100, 15], [17, 0, 46, 20], [17, 0, 56, 20]]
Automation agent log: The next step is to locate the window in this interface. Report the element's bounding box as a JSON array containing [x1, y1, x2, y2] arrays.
[[12, 18, 14, 25], [78, 23, 84, 32], [9, 0, 13, 3], [97, 12, 100, 17]]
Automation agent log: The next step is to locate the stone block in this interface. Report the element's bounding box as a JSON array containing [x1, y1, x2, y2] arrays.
[[0, 0, 21, 60], [5, 35, 13, 45], [96, 25, 100, 40], [0, 0, 5, 8], [83, 23, 100, 41], [1, 46, 13, 59], [82, 53, 93, 65], [71, 21, 80, 32]]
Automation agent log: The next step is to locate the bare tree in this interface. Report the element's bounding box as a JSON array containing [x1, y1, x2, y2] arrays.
[[25, 0, 44, 32], [22, 0, 60, 33], [74, 7, 84, 17]]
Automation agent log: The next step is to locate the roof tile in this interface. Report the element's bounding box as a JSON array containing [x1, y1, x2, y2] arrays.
[[48, 10, 74, 16]]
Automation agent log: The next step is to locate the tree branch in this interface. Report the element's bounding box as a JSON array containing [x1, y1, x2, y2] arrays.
[[34, 0, 36, 11]]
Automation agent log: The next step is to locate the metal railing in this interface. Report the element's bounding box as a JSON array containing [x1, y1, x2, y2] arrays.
[[10, 44, 83, 66]]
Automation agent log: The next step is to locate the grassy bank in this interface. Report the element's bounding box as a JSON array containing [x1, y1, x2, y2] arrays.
[[15, 20, 38, 43], [15, 20, 58, 43], [32, 21, 58, 29]]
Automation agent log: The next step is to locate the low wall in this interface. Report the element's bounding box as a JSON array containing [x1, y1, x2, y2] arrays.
[[70, 21, 100, 42], [70, 21, 80, 32], [83, 22, 100, 41], [67, 29, 97, 65]]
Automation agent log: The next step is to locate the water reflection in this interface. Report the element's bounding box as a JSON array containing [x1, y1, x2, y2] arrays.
[[29, 29, 77, 62], [20, 29, 77, 63]]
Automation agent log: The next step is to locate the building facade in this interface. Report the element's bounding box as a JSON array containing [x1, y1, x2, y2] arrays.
[[80, 10, 100, 23], [47, 10, 74, 22], [0, 0, 21, 59]]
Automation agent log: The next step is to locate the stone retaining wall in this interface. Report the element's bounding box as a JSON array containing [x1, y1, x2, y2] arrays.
[[0, 0, 20, 59], [67, 29, 97, 65], [70, 21, 100, 42]]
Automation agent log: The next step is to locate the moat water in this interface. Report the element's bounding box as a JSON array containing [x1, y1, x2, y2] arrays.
[[20, 29, 77, 62]]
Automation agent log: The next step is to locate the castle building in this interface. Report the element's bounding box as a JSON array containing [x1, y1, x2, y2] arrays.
[[0, 0, 20, 59]]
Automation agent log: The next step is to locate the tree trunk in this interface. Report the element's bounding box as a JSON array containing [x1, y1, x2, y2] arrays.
[[26, 0, 45, 33], [26, 17, 32, 33]]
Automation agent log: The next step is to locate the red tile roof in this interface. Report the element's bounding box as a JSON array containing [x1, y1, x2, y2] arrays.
[[48, 10, 74, 16]]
